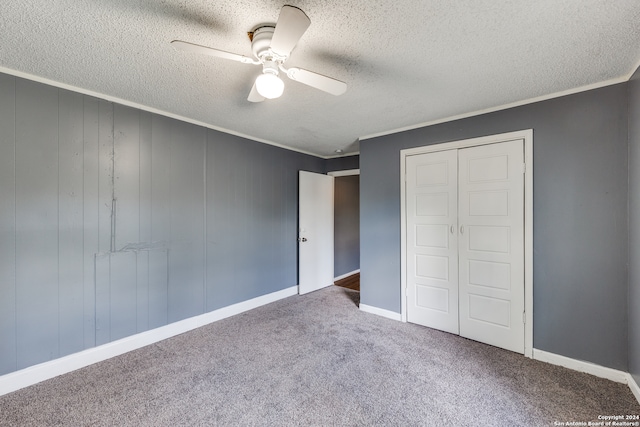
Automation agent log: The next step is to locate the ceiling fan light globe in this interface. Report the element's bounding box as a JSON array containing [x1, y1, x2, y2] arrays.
[[255, 73, 284, 99]]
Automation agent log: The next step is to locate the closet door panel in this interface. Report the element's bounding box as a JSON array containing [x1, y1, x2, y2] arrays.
[[458, 140, 525, 353], [406, 150, 459, 334]]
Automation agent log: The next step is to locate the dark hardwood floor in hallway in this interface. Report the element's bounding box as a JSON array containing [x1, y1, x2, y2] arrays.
[[334, 273, 360, 292]]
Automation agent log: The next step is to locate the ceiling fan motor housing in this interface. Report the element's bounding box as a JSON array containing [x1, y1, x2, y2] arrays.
[[251, 26, 276, 60]]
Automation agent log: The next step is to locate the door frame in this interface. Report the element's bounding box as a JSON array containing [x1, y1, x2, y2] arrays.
[[400, 129, 534, 358], [328, 169, 360, 178]]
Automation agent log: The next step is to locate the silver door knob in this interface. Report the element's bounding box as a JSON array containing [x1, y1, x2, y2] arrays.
[[298, 237, 308, 242]]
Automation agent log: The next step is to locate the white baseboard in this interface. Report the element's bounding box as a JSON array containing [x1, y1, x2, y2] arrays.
[[628, 373, 640, 405], [0, 285, 298, 397], [533, 350, 640, 405], [334, 269, 360, 282], [360, 303, 402, 321], [532, 349, 628, 383]]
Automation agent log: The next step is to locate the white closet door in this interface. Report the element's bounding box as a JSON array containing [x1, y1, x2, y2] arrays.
[[406, 150, 459, 334], [458, 140, 525, 353]]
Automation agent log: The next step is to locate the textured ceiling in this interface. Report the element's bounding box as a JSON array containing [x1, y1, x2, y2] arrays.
[[1, 1, 639, 157]]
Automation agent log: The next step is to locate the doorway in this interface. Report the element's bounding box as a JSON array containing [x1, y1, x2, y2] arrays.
[[329, 169, 360, 289], [297, 168, 361, 295]]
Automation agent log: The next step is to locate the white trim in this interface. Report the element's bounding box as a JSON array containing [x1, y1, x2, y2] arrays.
[[325, 152, 360, 159], [399, 129, 533, 156], [628, 373, 640, 405], [524, 133, 534, 358], [3, 61, 636, 161], [0, 66, 321, 159], [533, 350, 640, 405], [360, 304, 402, 321], [399, 129, 534, 357], [328, 169, 360, 177], [360, 78, 628, 141], [0, 286, 298, 397], [334, 269, 360, 281], [533, 349, 628, 384], [400, 149, 408, 323]]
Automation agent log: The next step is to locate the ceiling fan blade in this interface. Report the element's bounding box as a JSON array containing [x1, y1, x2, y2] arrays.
[[171, 40, 255, 64], [285, 68, 347, 96], [248, 82, 265, 102], [269, 6, 310, 57]]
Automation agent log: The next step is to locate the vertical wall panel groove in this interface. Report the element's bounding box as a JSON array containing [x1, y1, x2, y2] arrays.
[[0, 74, 17, 374], [114, 105, 140, 250], [137, 111, 152, 332], [111, 105, 141, 340], [57, 90, 85, 357], [109, 251, 137, 341], [95, 254, 110, 345], [149, 116, 171, 328], [202, 138, 207, 313], [98, 101, 113, 254], [83, 96, 100, 348], [166, 120, 206, 323], [96, 100, 114, 343], [15, 79, 60, 369]]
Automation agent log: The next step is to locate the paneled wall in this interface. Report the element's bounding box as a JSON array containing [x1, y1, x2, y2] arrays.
[[206, 136, 323, 309], [0, 73, 323, 375]]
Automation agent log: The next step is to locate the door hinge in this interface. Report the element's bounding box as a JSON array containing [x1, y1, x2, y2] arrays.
[[522, 163, 526, 174], [522, 311, 526, 324]]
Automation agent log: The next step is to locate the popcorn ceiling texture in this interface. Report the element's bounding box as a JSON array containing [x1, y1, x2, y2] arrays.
[[0, 0, 639, 156]]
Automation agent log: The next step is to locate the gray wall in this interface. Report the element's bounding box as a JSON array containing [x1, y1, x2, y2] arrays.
[[0, 73, 323, 375], [1, 66, 635, 377], [326, 154, 359, 172], [334, 175, 360, 277], [629, 67, 640, 386], [360, 83, 629, 370]]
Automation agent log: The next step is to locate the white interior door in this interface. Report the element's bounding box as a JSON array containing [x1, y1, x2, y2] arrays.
[[458, 140, 525, 353], [406, 150, 459, 334], [298, 171, 334, 295]]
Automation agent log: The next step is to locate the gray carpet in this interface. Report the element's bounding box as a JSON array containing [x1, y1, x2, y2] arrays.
[[1, 286, 638, 426]]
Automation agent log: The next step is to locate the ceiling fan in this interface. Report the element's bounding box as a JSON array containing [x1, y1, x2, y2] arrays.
[[171, 5, 347, 102]]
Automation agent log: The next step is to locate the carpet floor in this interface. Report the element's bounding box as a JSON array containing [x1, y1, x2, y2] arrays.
[[1, 286, 638, 426]]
